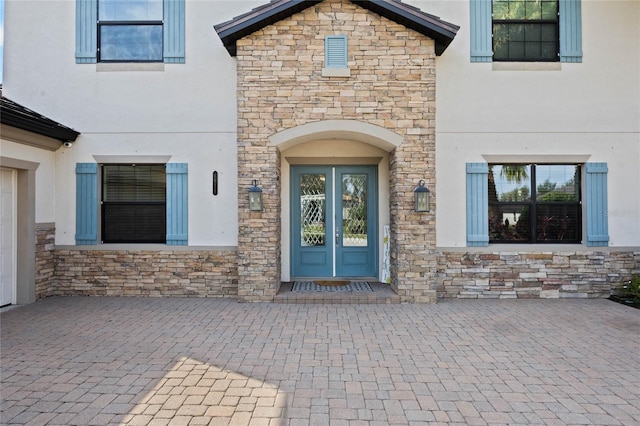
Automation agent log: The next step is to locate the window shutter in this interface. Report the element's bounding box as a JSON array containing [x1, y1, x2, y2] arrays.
[[559, 0, 582, 63], [163, 0, 186, 63], [75, 163, 98, 244], [75, 0, 97, 63], [166, 163, 188, 245], [585, 163, 608, 247], [466, 163, 489, 246], [470, 0, 492, 62], [325, 35, 348, 68]]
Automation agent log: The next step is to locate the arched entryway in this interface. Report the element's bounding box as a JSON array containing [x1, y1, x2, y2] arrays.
[[271, 120, 401, 282]]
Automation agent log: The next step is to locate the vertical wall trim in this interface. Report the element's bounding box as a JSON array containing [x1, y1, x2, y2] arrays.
[[75, 163, 98, 245], [585, 162, 609, 247], [466, 163, 489, 246], [166, 163, 188, 245]]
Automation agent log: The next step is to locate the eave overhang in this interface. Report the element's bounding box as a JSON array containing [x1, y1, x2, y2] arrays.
[[214, 0, 459, 57], [1, 94, 80, 144]]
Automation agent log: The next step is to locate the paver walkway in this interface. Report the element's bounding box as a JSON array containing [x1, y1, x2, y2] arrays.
[[1, 297, 639, 425]]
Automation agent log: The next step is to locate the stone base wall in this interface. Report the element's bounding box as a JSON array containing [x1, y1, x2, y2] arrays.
[[436, 250, 640, 299], [35, 224, 56, 299], [52, 249, 238, 298]]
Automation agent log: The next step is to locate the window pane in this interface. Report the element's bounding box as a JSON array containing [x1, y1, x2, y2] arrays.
[[490, 165, 532, 202], [541, 1, 557, 19], [493, 1, 510, 19], [100, 25, 163, 61], [342, 174, 368, 247], [99, 0, 163, 21], [103, 203, 166, 243], [300, 174, 326, 247], [103, 165, 165, 202], [536, 165, 580, 201], [536, 204, 580, 242], [525, 0, 541, 20], [508, 0, 526, 20], [489, 204, 531, 242]]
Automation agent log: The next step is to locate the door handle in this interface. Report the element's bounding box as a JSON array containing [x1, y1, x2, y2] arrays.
[[336, 227, 340, 246]]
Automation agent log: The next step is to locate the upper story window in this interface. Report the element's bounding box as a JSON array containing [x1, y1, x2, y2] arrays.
[[492, 0, 559, 61], [469, 0, 582, 63], [76, 0, 185, 64], [488, 164, 581, 243], [98, 0, 163, 62]]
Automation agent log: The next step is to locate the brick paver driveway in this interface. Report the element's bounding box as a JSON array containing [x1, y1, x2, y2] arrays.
[[1, 297, 639, 425]]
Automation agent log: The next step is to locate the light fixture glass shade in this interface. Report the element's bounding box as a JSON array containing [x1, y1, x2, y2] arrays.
[[248, 180, 263, 211], [414, 180, 430, 212]]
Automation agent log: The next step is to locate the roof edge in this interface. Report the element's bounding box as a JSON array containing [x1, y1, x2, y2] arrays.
[[214, 0, 459, 57], [1, 95, 80, 143]]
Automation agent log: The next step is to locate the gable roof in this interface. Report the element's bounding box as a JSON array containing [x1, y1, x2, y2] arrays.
[[1, 90, 80, 143], [215, 0, 459, 56]]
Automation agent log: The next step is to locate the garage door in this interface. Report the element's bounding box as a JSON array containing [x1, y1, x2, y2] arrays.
[[1, 168, 16, 307]]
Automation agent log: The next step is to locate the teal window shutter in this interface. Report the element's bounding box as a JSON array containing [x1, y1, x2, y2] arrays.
[[466, 163, 489, 246], [325, 35, 348, 68], [75, 0, 97, 63], [585, 163, 608, 247], [166, 163, 188, 245], [75, 163, 98, 244], [164, 0, 186, 63], [559, 0, 582, 63], [470, 0, 492, 62]]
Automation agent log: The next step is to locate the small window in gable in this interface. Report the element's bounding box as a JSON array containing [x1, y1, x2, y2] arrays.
[[322, 35, 350, 77]]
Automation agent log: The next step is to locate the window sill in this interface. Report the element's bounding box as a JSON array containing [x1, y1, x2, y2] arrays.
[[322, 67, 351, 77], [492, 62, 561, 71], [97, 63, 165, 72]]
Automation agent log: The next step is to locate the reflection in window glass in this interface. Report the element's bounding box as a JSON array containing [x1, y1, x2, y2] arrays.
[[489, 164, 581, 243], [100, 25, 163, 61], [99, 0, 163, 21], [491, 165, 531, 202]]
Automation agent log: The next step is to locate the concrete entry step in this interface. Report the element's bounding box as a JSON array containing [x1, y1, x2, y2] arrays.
[[274, 281, 400, 304]]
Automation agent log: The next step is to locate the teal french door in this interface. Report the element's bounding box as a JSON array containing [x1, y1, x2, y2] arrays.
[[291, 166, 377, 278]]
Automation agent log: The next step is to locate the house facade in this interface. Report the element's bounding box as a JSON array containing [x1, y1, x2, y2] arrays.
[[1, 0, 638, 304]]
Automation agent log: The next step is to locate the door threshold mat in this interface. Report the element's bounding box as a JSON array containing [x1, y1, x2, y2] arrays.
[[292, 281, 373, 293]]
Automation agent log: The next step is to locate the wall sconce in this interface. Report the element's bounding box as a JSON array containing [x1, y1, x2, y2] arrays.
[[414, 180, 430, 212], [248, 179, 263, 211]]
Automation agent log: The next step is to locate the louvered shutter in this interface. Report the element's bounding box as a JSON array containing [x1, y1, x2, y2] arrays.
[[325, 35, 348, 68]]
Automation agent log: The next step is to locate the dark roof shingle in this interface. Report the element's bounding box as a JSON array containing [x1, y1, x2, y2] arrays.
[[1, 90, 80, 142]]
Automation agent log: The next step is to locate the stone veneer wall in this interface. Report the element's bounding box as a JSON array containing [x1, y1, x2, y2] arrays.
[[35, 223, 56, 299], [236, 0, 438, 302], [52, 249, 238, 297], [436, 250, 640, 299]]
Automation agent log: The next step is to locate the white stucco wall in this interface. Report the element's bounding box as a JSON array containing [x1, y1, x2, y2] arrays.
[[424, 0, 640, 247], [3, 0, 264, 246], [4, 0, 639, 251], [0, 140, 57, 224]]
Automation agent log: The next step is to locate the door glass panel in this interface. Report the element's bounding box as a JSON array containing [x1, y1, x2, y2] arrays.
[[300, 174, 326, 247], [342, 174, 367, 247]]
